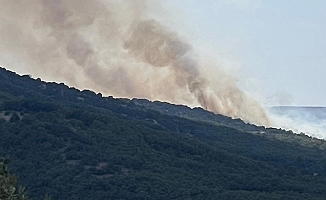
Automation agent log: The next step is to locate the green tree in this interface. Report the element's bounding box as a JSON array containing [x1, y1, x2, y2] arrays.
[[0, 158, 29, 200]]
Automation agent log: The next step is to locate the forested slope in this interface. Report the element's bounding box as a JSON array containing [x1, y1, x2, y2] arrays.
[[1, 67, 326, 200]]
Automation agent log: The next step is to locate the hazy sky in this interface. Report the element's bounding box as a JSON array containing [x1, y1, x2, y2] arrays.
[[161, 0, 326, 106]]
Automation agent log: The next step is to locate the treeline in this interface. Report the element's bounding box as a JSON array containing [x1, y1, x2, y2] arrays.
[[1, 67, 326, 199]]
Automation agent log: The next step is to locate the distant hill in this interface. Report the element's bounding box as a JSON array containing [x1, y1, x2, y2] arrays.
[[269, 106, 326, 139], [270, 106, 326, 123], [1, 67, 326, 200]]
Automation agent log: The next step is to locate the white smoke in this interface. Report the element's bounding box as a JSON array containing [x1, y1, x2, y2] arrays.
[[268, 107, 326, 139], [0, 0, 272, 125]]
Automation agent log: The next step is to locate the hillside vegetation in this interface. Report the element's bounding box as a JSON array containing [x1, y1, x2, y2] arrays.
[[1, 67, 326, 200]]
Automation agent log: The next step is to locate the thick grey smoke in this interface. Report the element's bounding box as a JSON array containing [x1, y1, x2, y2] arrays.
[[0, 0, 270, 126]]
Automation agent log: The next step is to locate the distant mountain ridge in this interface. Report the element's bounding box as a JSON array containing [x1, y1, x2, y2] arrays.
[[270, 106, 326, 122], [2, 67, 326, 199], [268, 106, 326, 139]]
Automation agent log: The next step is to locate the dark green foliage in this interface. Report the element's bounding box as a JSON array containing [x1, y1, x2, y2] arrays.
[[0, 159, 29, 200], [9, 112, 20, 123], [1, 67, 326, 199]]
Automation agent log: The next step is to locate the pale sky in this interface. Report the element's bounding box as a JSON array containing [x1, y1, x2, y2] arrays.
[[161, 0, 326, 106]]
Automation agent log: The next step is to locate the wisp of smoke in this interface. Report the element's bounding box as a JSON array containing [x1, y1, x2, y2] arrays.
[[0, 0, 270, 126], [268, 107, 326, 139]]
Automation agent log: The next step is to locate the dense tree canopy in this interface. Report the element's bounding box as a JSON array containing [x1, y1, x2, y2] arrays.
[[1, 67, 326, 199]]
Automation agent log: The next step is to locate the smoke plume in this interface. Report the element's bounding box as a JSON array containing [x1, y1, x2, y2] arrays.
[[0, 0, 270, 126]]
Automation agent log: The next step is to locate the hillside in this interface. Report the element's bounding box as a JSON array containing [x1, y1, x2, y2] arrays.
[[1, 67, 326, 200]]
